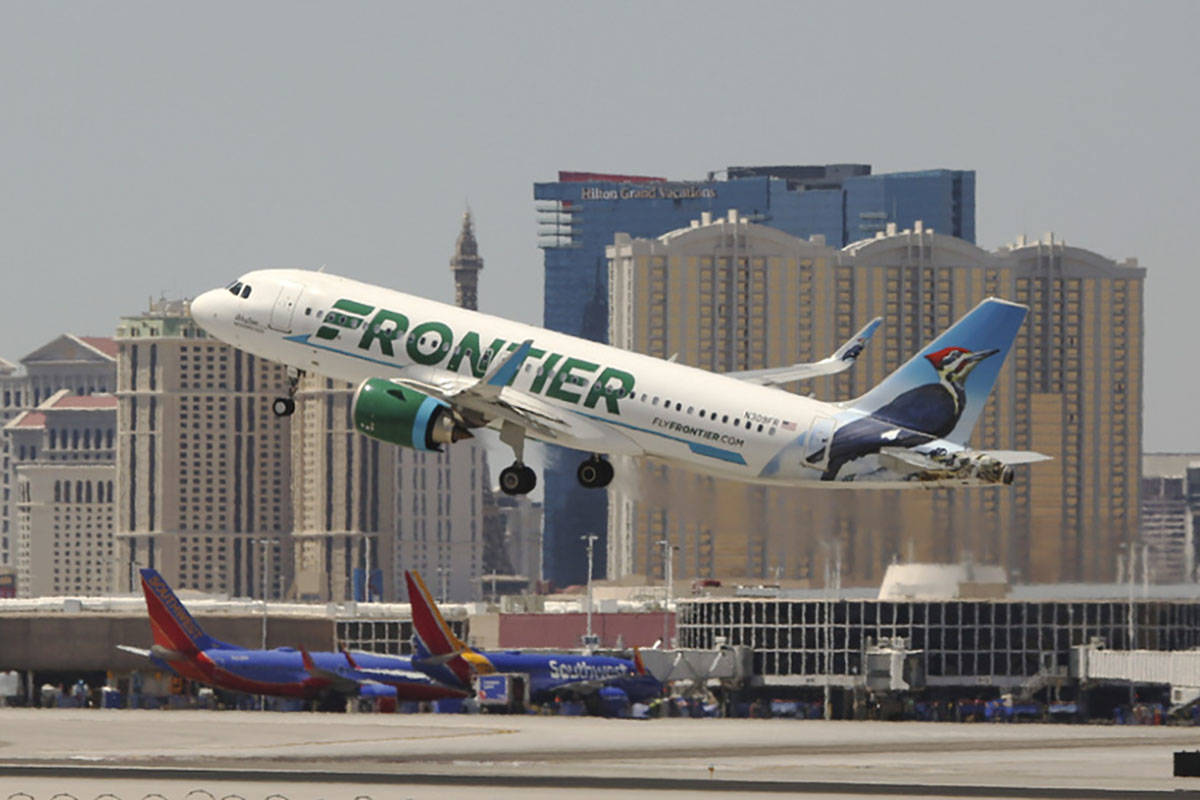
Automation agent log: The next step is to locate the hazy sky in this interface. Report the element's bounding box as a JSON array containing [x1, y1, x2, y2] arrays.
[[1, 1, 1196, 450]]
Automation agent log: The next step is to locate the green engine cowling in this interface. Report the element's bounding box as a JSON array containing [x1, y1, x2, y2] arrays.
[[352, 378, 471, 451]]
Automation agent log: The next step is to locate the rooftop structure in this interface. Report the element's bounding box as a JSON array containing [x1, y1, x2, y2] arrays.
[[449, 209, 484, 311]]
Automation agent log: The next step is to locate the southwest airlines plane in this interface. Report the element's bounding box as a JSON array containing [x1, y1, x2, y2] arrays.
[[119, 568, 465, 704], [189, 269, 1046, 494]]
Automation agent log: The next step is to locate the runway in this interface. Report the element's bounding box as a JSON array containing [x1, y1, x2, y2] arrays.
[[1, 708, 1199, 798]]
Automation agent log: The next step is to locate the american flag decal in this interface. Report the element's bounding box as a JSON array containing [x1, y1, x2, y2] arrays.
[[782, 420, 797, 431]]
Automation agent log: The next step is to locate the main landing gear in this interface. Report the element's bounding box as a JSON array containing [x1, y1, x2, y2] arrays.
[[272, 368, 304, 418], [499, 463, 538, 496], [499, 420, 537, 496], [577, 455, 613, 489]]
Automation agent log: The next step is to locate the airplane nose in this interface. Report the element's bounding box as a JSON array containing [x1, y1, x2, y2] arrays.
[[189, 289, 225, 336]]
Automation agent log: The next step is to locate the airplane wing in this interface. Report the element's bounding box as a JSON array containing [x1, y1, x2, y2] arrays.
[[299, 648, 409, 696], [728, 317, 882, 386], [387, 340, 643, 456]]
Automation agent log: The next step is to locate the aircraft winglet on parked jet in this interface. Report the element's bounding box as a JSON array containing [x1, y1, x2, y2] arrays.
[[189, 269, 1046, 495], [404, 570, 662, 710], [118, 568, 466, 703]]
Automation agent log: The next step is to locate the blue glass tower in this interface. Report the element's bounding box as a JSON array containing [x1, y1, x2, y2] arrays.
[[533, 165, 975, 587]]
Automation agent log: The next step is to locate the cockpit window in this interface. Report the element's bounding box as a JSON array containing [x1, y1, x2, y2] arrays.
[[241, 284, 251, 299], [229, 281, 243, 296]]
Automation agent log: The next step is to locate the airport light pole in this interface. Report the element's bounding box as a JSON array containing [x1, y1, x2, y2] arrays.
[[658, 538, 677, 648], [359, 532, 374, 602], [1123, 541, 1137, 708], [581, 534, 597, 649], [256, 537, 278, 711]]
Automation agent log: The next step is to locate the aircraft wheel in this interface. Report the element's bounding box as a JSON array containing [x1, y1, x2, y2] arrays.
[[272, 397, 296, 417], [519, 465, 537, 494], [577, 457, 613, 489], [500, 464, 537, 496]]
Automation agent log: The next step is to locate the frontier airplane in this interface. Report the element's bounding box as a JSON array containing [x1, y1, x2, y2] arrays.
[[189, 269, 1046, 494]]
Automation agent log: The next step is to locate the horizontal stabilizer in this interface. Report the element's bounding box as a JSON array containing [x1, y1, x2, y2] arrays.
[[977, 450, 1052, 465], [116, 644, 152, 659], [879, 446, 1049, 485]]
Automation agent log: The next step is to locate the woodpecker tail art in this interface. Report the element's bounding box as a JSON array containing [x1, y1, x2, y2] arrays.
[[810, 298, 1027, 480]]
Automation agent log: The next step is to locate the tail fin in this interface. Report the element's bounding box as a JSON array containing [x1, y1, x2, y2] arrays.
[[405, 570, 474, 685], [139, 568, 226, 655], [850, 298, 1027, 445], [632, 646, 647, 676]]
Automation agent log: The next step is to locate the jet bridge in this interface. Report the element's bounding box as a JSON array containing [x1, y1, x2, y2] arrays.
[[638, 644, 753, 692], [1073, 642, 1200, 707]]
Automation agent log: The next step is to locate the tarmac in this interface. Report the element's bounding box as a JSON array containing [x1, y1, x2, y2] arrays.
[[1, 708, 1200, 798]]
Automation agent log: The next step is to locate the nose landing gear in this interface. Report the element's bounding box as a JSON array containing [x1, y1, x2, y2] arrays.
[[577, 456, 613, 489], [272, 368, 304, 418]]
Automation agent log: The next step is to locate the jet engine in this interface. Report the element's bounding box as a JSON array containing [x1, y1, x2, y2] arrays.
[[352, 378, 472, 451]]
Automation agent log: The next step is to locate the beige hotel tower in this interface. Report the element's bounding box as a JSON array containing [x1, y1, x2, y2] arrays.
[[607, 212, 1143, 586], [114, 299, 293, 597]]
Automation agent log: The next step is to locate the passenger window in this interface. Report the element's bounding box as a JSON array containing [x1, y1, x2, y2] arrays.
[[757, 424, 763, 433], [305, 308, 312, 316], [652, 397, 659, 406], [675, 402, 682, 412], [687, 406, 694, 414], [722, 415, 729, 423], [241, 285, 251, 299]]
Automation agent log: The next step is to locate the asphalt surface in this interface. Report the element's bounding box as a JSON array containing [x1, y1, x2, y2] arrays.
[[1, 708, 1199, 798]]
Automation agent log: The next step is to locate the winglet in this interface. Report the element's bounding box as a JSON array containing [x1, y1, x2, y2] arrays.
[[834, 316, 882, 363], [300, 647, 317, 673], [726, 316, 883, 386], [632, 646, 647, 676]]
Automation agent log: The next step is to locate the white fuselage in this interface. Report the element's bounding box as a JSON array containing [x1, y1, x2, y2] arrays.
[[190, 269, 960, 487]]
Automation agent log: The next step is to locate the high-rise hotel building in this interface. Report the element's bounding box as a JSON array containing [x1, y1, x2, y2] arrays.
[[607, 214, 1143, 586], [536, 166, 975, 586], [0, 336, 116, 571], [114, 299, 293, 597], [5, 390, 117, 596]]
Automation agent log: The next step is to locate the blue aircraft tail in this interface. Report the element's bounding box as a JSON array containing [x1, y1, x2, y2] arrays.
[[848, 298, 1027, 445]]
